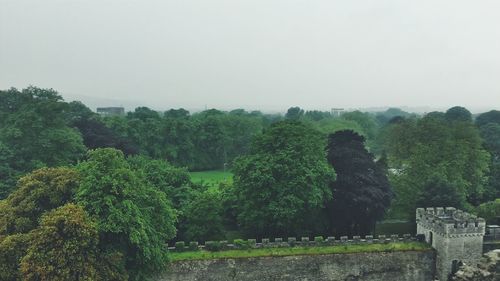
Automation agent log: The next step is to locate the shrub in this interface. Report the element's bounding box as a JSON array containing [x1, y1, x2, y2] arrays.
[[175, 242, 186, 252], [188, 242, 199, 251], [204, 241, 222, 252], [233, 239, 251, 249], [314, 236, 324, 243]]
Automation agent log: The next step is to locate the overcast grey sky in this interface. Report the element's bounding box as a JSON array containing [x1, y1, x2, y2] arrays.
[[1, 0, 499, 112]]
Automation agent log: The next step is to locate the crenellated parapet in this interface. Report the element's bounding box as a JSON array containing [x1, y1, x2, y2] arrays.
[[416, 207, 486, 280], [416, 207, 485, 238], [170, 234, 418, 252]]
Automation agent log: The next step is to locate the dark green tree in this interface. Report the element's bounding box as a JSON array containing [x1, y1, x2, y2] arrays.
[[0, 142, 17, 199], [285, 106, 304, 120], [326, 130, 393, 235], [127, 155, 193, 209], [416, 177, 466, 209], [445, 106, 473, 122], [180, 190, 225, 242], [476, 110, 500, 127], [0, 87, 86, 171], [384, 114, 490, 218]]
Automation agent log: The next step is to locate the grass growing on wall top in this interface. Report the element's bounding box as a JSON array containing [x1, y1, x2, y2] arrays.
[[169, 242, 430, 262]]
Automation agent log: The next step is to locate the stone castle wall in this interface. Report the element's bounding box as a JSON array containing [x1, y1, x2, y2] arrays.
[[158, 250, 435, 281], [416, 207, 486, 281]]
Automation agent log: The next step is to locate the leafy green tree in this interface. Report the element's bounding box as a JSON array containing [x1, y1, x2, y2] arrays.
[[476, 110, 500, 127], [476, 199, 500, 224], [445, 106, 473, 122], [127, 106, 161, 120], [233, 121, 335, 237], [0, 87, 86, 171], [326, 130, 393, 235], [341, 111, 379, 140], [126, 115, 165, 158], [0, 167, 79, 235], [0, 87, 86, 199], [75, 148, 176, 280], [0, 142, 17, 199], [180, 190, 225, 242], [285, 106, 304, 120], [304, 110, 331, 121], [0, 234, 29, 281], [476, 111, 500, 199], [127, 155, 193, 209], [221, 112, 264, 165], [375, 108, 414, 125], [162, 115, 196, 168], [385, 114, 490, 218], [164, 108, 190, 119], [0, 168, 80, 280], [191, 112, 227, 170], [416, 177, 466, 209], [20, 203, 127, 281]]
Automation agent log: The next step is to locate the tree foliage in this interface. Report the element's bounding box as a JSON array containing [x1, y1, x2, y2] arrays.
[[233, 121, 335, 237], [0, 167, 79, 235], [180, 190, 225, 242], [20, 203, 127, 281], [383, 111, 490, 217], [75, 148, 177, 280], [416, 176, 466, 209], [0, 87, 86, 199], [0, 234, 29, 281], [0, 87, 86, 170], [445, 106, 472, 122], [326, 130, 393, 235]]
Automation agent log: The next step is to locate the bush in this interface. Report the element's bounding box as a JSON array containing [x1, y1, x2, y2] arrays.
[[314, 236, 324, 243], [204, 241, 223, 252], [233, 239, 251, 249], [175, 242, 186, 252], [188, 242, 199, 251]]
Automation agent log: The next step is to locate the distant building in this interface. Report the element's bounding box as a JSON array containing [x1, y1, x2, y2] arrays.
[[331, 108, 345, 117], [96, 107, 125, 117]]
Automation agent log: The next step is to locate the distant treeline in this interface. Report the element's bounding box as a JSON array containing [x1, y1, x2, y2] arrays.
[[0, 86, 412, 183]]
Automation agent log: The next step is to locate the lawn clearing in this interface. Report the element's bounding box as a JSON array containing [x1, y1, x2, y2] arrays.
[[189, 170, 233, 187]]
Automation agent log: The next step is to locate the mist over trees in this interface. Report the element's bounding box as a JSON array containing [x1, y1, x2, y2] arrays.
[[1, 86, 500, 279]]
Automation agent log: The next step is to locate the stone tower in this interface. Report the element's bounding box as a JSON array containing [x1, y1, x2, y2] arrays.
[[416, 207, 486, 281]]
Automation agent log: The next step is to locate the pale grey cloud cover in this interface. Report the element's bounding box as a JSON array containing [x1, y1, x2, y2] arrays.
[[1, 0, 499, 112]]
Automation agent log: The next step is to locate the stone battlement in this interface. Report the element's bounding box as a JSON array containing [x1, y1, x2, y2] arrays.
[[416, 207, 486, 237], [416, 207, 486, 280], [170, 234, 418, 252]]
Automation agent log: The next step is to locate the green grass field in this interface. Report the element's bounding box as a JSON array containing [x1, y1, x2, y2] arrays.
[[169, 242, 430, 261], [189, 170, 233, 187]]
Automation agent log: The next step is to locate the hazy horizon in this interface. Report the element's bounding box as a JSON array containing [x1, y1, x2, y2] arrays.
[[1, 0, 500, 113]]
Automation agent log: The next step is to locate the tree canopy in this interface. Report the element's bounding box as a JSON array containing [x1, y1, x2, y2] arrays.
[[233, 121, 336, 237], [75, 148, 177, 280], [382, 112, 490, 218], [326, 130, 393, 235]]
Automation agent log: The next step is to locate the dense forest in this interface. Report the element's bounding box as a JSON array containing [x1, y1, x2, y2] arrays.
[[1, 86, 499, 280]]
